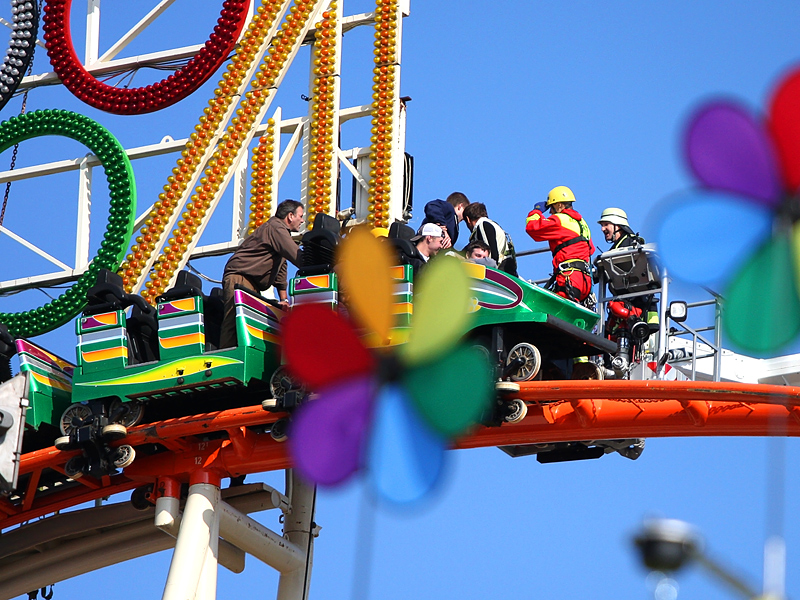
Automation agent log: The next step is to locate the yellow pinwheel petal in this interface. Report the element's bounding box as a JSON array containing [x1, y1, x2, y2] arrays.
[[339, 226, 394, 343], [401, 256, 472, 366]]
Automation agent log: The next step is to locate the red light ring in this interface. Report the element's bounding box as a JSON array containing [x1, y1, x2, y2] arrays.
[[42, 0, 250, 115]]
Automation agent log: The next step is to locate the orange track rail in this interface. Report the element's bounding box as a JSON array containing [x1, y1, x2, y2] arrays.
[[4, 380, 800, 530]]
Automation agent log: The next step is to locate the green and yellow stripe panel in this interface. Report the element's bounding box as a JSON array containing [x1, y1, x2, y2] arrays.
[[234, 289, 283, 353], [289, 273, 338, 309], [15, 338, 74, 430], [76, 310, 129, 373], [157, 297, 206, 361]]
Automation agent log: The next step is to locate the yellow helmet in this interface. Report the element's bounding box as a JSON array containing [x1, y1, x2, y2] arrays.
[[546, 186, 576, 207], [597, 207, 629, 227]]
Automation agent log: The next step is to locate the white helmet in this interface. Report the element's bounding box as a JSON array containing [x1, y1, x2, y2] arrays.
[[598, 207, 629, 227]]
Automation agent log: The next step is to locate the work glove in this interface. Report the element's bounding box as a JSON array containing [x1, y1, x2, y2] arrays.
[[533, 201, 547, 213]]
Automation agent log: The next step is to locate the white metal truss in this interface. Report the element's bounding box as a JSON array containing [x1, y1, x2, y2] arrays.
[[0, 0, 410, 297]]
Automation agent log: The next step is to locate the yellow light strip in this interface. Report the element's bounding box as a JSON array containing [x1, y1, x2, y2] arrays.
[[306, 0, 339, 227], [135, 0, 324, 302], [119, 0, 292, 299], [247, 118, 276, 235], [366, 0, 399, 229]]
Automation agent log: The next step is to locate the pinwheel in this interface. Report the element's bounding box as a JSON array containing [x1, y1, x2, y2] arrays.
[[655, 66, 800, 354], [281, 228, 493, 504]]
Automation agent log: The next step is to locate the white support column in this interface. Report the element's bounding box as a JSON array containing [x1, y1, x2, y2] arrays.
[[328, 0, 344, 217], [232, 142, 250, 244], [195, 503, 220, 600], [75, 155, 92, 271], [162, 483, 220, 600], [269, 106, 282, 219], [387, 2, 406, 225], [85, 0, 101, 65], [276, 470, 317, 600]]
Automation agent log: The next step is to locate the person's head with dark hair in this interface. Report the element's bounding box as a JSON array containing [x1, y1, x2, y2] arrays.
[[464, 240, 490, 260], [446, 192, 470, 223], [462, 202, 488, 231], [275, 199, 304, 231]]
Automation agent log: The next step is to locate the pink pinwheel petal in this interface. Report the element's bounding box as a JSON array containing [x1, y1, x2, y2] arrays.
[[288, 376, 375, 486], [685, 102, 781, 207], [769, 66, 800, 193]]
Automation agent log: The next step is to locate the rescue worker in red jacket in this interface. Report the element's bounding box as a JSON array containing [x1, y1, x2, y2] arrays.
[[525, 186, 595, 303]]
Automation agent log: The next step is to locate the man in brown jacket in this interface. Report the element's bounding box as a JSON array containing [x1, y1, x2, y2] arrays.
[[220, 199, 304, 348]]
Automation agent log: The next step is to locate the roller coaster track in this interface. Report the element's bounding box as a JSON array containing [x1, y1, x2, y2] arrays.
[[4, 380, 800, 531]]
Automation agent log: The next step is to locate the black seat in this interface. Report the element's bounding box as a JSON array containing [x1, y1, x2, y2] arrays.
[[297, 212, 340, 277], [204, 287, 225, 351], [384, 222, 416, 267], [157, 270, 204, 301], [389, 222, 414, 241], [0, 323, 14, 382], [86, 269, 159, 365]]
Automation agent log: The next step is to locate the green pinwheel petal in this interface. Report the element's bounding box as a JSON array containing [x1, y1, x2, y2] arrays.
[[403, 344, 493, 438], [724, 232, 800, 353], [401, 257, 472, 366]]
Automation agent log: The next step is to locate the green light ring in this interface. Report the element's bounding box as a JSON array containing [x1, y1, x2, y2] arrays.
[[0, 109, 136, 338]]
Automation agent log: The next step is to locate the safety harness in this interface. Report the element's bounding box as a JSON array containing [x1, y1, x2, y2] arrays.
[[544, 214, 593, 302]]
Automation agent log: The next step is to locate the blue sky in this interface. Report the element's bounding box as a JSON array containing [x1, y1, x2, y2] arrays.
[[2, 1, 800, 598]]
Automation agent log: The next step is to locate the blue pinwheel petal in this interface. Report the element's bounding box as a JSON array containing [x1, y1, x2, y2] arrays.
[[651, 190, 772, 286], [366, 384, 447, 506], [723, 231, 800, 354], [685, 101, 782, 207]]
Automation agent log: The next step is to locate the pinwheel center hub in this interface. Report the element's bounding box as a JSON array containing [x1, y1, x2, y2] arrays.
[[377, 353, 404, 384]]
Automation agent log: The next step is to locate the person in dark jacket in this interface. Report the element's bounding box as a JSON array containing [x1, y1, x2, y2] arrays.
[[421, 192, 470, 249], [219, 199, 303, 348]]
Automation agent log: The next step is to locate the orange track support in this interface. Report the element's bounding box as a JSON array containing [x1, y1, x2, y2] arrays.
[[4, 380, 800, 530]]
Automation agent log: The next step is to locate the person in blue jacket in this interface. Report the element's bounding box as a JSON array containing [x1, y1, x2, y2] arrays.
[[421, 192, 470, 249]]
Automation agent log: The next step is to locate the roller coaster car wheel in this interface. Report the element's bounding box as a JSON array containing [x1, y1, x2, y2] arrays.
[[109, 398, 145, 428], [270, 418, 289, 443], [54, 436, 74, 451], [504, 399, 528, 424], [131, 484, 154, 511], [506, 343, 542, 382], [59, 404, 92, 436], [101, 423, 128, 442], [269, 366, 305, 401], [113, 445, 136, 469], [495, 381, 520, 393], [64, 456, 85, 480]]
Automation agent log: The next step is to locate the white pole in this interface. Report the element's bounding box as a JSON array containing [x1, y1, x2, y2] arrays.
[[195, 503, 220, 600], [276, 470, 317, 600], [162, 483, 220, 600]]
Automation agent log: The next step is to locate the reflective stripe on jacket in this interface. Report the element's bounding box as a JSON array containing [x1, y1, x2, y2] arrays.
[[525, 207, 595, 270]]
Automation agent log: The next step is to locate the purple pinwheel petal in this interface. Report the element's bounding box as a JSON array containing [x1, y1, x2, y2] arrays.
[[685, 102, 782, 207], [288, 376, 375, 487], [367, 384, 447, 506]]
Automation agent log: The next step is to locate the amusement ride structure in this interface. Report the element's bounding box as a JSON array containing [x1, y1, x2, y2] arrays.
[[0, 2, 797, 600]]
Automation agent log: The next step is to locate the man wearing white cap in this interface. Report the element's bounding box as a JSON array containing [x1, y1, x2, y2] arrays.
[[408, 222, 445, 274]]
